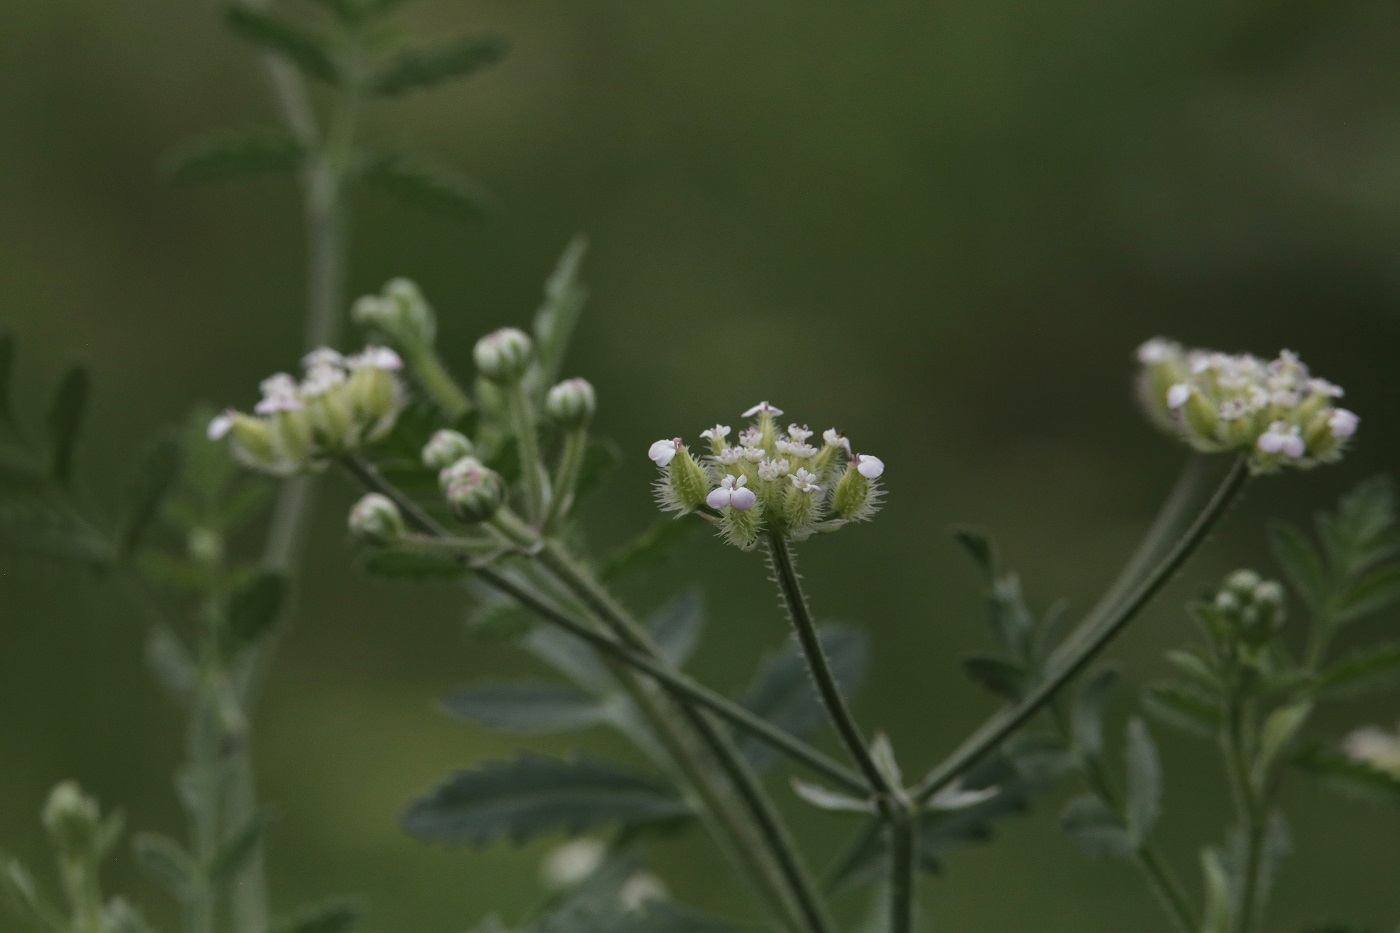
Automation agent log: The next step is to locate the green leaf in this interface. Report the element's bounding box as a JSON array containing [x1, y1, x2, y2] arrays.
[[47, 366, 89, 484], [224, 571, 288, 653], [961, 655, 1025, 701], [737, 623, 868, 770], [146, 627, 197, 698], [1324, 477, 1397, 578], [647, 589, 704, 667], [269, 900, 362, 933], [369, 35, 508, 96], [1200, 846, 1235, 933], [1255, 702, 1312, 788], [0, 499, 113, 570], [952, 527, 996, 581], [1315, 643, 1400, 698], [868, 733, 903, 789], [1292, 745, 1400, 805], [1142, 681, 1222, 738], [207, 813, 272, 886], [1163, 647, 1219, 687], [1, 851, 63, 931], [441, 682, 608, 734], [1333, 564, 1400, 626], [360, 548, 467, 580], [119, 439, 180, 558], [986, 574, 1034, 659], [532, 236, 589, 390], [600, 517, 697, 583], [361, 152, 494, 223], [132, 832, 198, 903], [1070, 666, 1118, 759], [573, 438, 621, 506], [1124, 717, 1162, 842], [1059, 794, 1134, 860], [163, 128, 305, 184], [1269, 521, 1328, 613], [792, 779, 874, 813], [104, 899, 157, 933], [523, 624, 616, 695], [223, 6, 338, 83], [0, 333, 15, 427], [401, 752, 690, 847]]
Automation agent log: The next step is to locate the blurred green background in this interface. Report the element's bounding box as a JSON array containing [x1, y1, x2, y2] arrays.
[[2, 0, 1399, 930]]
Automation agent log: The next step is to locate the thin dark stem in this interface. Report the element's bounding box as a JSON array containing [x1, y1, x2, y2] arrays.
[[913, 456, 1250, 805], [888, 811, 916, 933], [766, 532, 892, 797]]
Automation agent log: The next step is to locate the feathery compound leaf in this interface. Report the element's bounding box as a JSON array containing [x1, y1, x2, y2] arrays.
[[119, 438, 180, 558], [1059, 795, 1134, 860], [738, 623, 869, 770], [369, 35, 508, 96], [1314, 643, 1400, 698], [164, 128, 305, 184], [533, 236, 589, 389], [270, 900, 362, 933], [1070, 666, 1118, 759], [223, 571, 288, 653], [961, 655, 1025, 701], [1324, 476, 1397, 577], [1333, 564, 1400, 626], [1292, 745, 1400, 805], [132, 832, 198, 903], [1142, 681, 1222, 739], [647, 589, 704, 667], [600, 517, 697, 583], [1269, 521, 1328, 613], [223, 6, 338, 84], [401, 753, 690, 847], [441, 682, 608, 734], [361, 152, 493, 222], [1124, 718, 1163, 842], [47, 366, 89, 484], [1254, 702, 1313, 786]]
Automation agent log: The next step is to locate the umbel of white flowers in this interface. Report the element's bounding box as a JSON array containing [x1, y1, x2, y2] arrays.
[[647, 401, 885, 548], [208, 346, 405, 475], [1136, 338, 1358, 474]]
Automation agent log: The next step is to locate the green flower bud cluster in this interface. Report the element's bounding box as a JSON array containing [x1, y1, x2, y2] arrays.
[[42, 781, 103, 858], [209, 345, 405, 475], [648, 401, 886, 549], [1135, 338, 1358, 475], [1212, 569, 1287, 646], [474, 327, 534, 384], [348, 493, 405, 545], [438, 455, 506, 523], [545, 377, 596, 428], [352, 278, 437, 351]]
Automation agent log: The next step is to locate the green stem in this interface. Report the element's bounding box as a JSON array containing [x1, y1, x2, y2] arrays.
[[1223, 692, 1264, 933], [408, 347, 473, 422], [543, 428, 588, 531], [913, 457, 1250, 805], [887, 809, 916, 933], [765, 533, 891, 797], [504, 383, 546, 523]]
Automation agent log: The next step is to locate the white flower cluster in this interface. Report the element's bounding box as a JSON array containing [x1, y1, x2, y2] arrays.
[[208, 346, 404, 475], [1136, 338, 1358, 474], [1341, 721, 1400, 779], [647, 401, 885, 548]]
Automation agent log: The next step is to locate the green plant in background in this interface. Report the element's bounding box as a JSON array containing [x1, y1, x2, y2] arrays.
[[2, 2, 1399, 933]]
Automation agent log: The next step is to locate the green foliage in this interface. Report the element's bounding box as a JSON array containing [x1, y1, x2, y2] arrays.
[[1315, 643, 1400, 698], [647, 589, 704, 667], [1292, 746, 1400, 805], [223, 571, 289, 654], [132, 832, 198, 903], [1069, 666, 1118, 759], [736, 622, 868, 771], [269, 899, 362, 933], [1141, 681, 1222, 738], [208, 812, 273, 886], [119, 439, 181, 558], [360, 547, 470, 580], [369, 35, 509, 96], [532, 236, 590, 391], [361, 151, 494, 222], [163, 127, 305, 184], [1123, 718, 1162, 843], [1059, 794, 1134, 860], [47, 366, 89, 485], [401, 753, 691, 847], [600, 518, 698, 583], [960, 656, 1024, 701], [442, 682, 609, 734], [223, 6, 338, 84]]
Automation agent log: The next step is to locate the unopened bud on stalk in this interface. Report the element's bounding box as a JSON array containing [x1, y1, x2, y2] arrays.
[[545, 377, 596, 428], [348, 493, 405, 545], [474, 328, 534, 384], [421, 429, 475, 471], [352, 278, 437, 350], [1213, 569, 1286, 645], [441, 456, 505, 522], [43, 781, 101, 856]]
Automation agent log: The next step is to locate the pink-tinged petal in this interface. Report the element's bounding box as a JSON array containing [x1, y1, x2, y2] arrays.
[[1329, 409, 1359, 439], [729, 486, 757, 511], [1281, 435, 1305, 458], [855, 454, 885, 479], [1256, 432, 1284, 454], [706, 487, 731, 509]]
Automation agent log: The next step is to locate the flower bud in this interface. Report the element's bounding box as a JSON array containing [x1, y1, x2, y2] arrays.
[[1214, 570, 1286, 646], [42, 781, 101, 856], [1224, 569, 1263, 598], [666, 446, 711, 513], [473, 327, 534, 384], [422, 429, 475, 471], [545, 377, 597, 428], [348, 493, 405, 545], [352, 278, 437, 350], [541, 838, 606, 889], [440, 456, 505, 522]]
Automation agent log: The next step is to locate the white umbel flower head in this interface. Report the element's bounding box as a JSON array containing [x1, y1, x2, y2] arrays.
[[789, 468, 821, 493]]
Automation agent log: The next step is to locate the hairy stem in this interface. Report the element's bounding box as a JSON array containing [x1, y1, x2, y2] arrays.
[[765, 533, 891, 797], [505, 384, 547, 523], [542, 429, 588, 531], [408, 347, 473, 422], [913, 456, 1250, 805]]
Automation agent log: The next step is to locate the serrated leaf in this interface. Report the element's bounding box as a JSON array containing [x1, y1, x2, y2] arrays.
[[120, 439, 180, 558], [369, 35, 508, 96], [223, 571, 287, 652], [792, 778, 874, 813], [164, 128, 305, 184], [1334, 564, 1400, 626], [361, 548, 467, 580], [208, 812, 272, 886], [47, 366, 89, 484], [1070, 666, 1118, 759], [1124, 718, 1162, 842], [270, 900, 361, 933], [524, 624, 616, 694], [1060, 794, 1134, 860], [223, 6, 338, 83], [533, 236, 589, 390], [132, 832, 198, 903], [600, 518, 697, 583], [737, 623, 868, 770], [1255, 702, 1312, 788], [361, 152, 493, 222], [442, 682, 608, 734], [1325, 477, 1397, 577], [401, 753, 690, 847], [1315, 643, 1400, 698], [1142, 681, 1222, 739], [1269, 521, 1329, 613], [961, 655, 1024, 701], [647, 590, 703, 667], [1293, 745, 1400, 805]]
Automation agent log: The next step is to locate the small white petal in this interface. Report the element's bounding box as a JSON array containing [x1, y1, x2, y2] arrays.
[[1329, 408, 1359, 439], [1256, 432, 1284, 454], [1281, 434, 1306, 458], [208, 413, 234, 440], [648, 439, 679, 467], [742, 401, 784, 418], [706, 486, 732, 509], [730, 486, 757, 511], [700, 424, 731, 441], [1166, 383, 1191, 410], [302, 347, 345, 369], [855, 454, 884, 479]]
